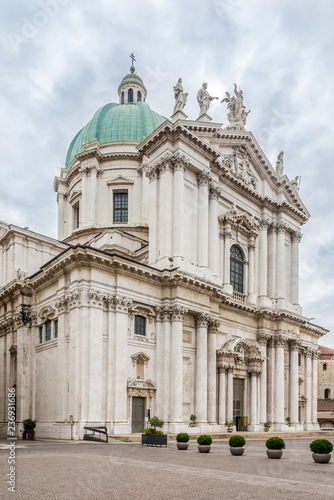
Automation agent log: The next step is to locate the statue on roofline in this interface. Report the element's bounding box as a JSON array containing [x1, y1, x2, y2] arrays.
[[276, 151, 284, 176], [197, 82, 218, 116], [221, 83, 250, 130], [173, 78, 188, 114]]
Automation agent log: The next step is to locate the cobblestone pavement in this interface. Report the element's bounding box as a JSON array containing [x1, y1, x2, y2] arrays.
[[1, 436, 334, 499]]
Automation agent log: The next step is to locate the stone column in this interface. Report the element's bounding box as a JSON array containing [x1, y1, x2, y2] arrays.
[[249, 370, 258, 424], [195, 313, 210, 423], [219, 230, 224, 281], [90, 167, 97, 225], [258, 219, 269, 297], [158, 306, 172, 422], [159, 160, 173, 259], [147, 167, 158, 263], [57, 193, 65, 240], [141, 166, 148, 224], [88, 300, 104, 421], [218, 367, 227, 424], [305, 348, 313, 425], [154, 310, 164, 418], [267, 336, 275, 423], [226, 366, 234, 421], [274, 336, 285, 424], [248, 238, 256, 303], [312, 350, 318, 426], [268, 223, 277, 298], [207, 320, 219, 424], [257, 335, 267, 424], [106, 297, 116, 427], [276, 223, 286, 299], [291, 232, 302, 305], [81, 168, 88, 227], [208, 186, 220, 276], [289, 340, 299, 424], [223, 227, 232, 289], [169, 306, 187, 423], [172, 157, 187, 259], [15, 314, 32, 423], [197, 172, 210, 268], [114, 296, 132, 431]]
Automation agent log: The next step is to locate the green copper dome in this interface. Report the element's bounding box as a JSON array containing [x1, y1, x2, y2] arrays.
[[65, 101, 167, 168]]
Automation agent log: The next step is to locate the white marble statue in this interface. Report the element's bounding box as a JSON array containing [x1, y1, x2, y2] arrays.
[[276, 151, 284, 176], [291, 175, 299, 191], [221, 83, 250, 130], [173, 78, 188, 114], [197, 82, 218, 116]]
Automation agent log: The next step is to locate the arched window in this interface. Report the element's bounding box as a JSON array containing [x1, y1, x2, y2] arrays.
[[121, 91, 124, 104], [137, 91, 142, 102], [324, 388, 330, 399], [230, 245, 244, 293], [128, 88, 133, 103], [323, 363, 327, 370]]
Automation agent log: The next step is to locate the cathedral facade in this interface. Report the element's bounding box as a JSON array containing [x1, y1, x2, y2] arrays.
[[0, 65, 327, 439]]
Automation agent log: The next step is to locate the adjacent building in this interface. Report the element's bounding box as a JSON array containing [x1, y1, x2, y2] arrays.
[[0, 64, 327, 439], [317, 345, 334, 430]]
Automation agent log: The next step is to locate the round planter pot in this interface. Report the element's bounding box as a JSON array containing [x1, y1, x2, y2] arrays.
[[198, 445, 211, 453], [264, 428, 270, 432], [227, 428, 233, 433], [312, 453, 331, 464], [230, 446, 244, 456], [177, 442, 189, 450], [266, 449, 283, 459]]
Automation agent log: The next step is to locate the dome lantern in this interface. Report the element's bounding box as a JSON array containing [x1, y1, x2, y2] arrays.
[[118, 54, 147, 105]]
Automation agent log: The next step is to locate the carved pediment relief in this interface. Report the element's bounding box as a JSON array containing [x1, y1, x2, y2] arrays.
[[38, 305, 55, 321], [127, 378, 157, 390], [131, 352, 151, 364], [217, 338, 264, 365], [128, 303, 156, 323], [219, 205, 259, 237], [218, 145, 258, 190]]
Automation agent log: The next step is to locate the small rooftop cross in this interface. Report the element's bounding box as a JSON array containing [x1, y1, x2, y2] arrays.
[[130, 53, 136, 65]]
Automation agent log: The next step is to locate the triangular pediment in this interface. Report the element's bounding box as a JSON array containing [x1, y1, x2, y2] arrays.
[[106, 175, 134, 186]]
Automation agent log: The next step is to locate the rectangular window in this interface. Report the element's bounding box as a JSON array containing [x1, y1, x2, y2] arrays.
[[134, 315, 146, 336], [45, 320, 52, 341], [113, 192, 128, 223], [73, 202, 80, 229], [39, 326, 43, 344], [54, 319, 58, 339]]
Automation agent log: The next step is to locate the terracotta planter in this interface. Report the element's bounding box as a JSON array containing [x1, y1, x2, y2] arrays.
[[266, 449, 283, 459], [312, 452, 331, 464], [230, 446, 244, 456], [177, 442, 189, 450], [198, 444, 211, 453]]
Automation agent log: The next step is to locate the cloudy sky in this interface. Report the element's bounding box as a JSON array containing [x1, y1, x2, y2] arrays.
[[1, 0, 334, 346]]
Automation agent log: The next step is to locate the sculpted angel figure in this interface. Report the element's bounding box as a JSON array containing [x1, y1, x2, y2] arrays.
[[173, 78, 188, 113], [221, 84, 250, 129]]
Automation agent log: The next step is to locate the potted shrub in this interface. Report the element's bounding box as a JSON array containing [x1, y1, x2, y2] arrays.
[[285, 416, 291, 426], [266, 437, 285, 459], [189, 414, 197, 427], [141, 416, 167, 447], [225, 420, 234, 433], [176, 432, 189, 450], [229, 435, 245, 456], [310, 439, 333, 464], [263, 422, 271, 432], [23, 419, 36, 440], [197, 434, 212, 453]]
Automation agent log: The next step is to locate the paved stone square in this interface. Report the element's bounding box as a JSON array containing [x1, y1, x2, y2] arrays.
[[1, 435, 334, 499]]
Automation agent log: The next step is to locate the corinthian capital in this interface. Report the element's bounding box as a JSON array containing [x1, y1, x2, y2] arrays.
[[259, 217, 270, 230], [172, 152, 189, 172], [291, 231, 302, 243], [171, 306, 188, 321], [195, 312, 211, 327], [197, 171, 212, 187]]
